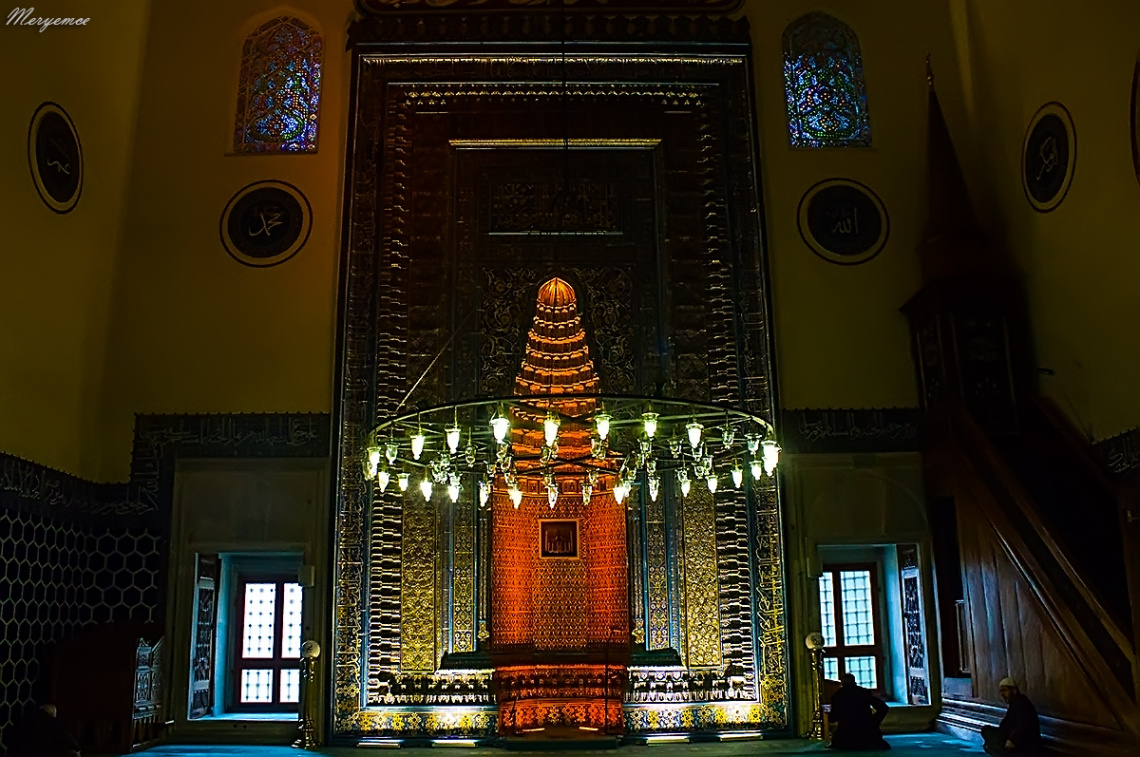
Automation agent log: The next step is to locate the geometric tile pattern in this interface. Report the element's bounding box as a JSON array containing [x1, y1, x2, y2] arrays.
[[0, 412, 330, 740], [0, 508, 160, 733]]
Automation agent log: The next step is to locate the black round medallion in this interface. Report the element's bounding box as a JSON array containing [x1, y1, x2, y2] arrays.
[[797, 179, 889, 265], [28, 102, 83, 213], [220, 181, 312, 267], [1022, 103, 1075, 212]]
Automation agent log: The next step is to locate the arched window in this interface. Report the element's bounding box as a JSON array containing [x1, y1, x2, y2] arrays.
[[233, 16, 322, 153], [782, 12, 871, 148]]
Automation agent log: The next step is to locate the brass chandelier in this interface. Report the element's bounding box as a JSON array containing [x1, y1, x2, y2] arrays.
[[363, 395, 779, 509]]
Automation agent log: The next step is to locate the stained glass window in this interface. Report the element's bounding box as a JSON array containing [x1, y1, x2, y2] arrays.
[[782, 12, 871, 148], [234, 17, 322, 153]]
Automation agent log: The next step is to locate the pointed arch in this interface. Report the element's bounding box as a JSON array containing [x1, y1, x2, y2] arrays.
[[782, 11, 871, 148], [233, 15, 323, 153]]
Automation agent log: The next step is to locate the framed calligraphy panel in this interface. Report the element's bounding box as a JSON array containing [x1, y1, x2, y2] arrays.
[[219, 180, 312, 267], [28, 102, 83, 214], [1022, 102, 1075, 213], [797, 178, 888, 265], [539, 520, 579, 559]]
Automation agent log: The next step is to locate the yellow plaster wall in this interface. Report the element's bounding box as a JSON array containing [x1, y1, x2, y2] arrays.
[[96, 2, 351, 481], [742, 0, 959, 411], [19, 0, 1133, 481], [0, 0, 151, 478], [945, 0, 1140, 441]]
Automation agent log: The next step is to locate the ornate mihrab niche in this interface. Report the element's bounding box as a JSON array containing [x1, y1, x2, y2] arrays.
[[331, 21, 786, 742]]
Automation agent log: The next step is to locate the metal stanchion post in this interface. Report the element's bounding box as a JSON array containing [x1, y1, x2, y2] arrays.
[[805, 632, 826, 741], [294, 640, 320, 750]]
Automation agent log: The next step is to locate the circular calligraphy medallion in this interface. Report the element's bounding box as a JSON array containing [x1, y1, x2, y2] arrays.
[[220, 181, 312, 267], [797, 179, 889, 265], [27, 102, 83, 213], [1022, 102, 1075, 213]]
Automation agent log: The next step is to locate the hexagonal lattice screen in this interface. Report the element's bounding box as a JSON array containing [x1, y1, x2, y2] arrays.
[[0, 509, 160, 729]]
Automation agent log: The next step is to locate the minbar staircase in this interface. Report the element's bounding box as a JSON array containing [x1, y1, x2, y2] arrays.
[[923, 401, 1140, 756]]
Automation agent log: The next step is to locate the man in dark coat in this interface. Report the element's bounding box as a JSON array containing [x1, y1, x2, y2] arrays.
[[982, 677, 1042, 755], [828, 673, 890, 751], [4, 702, 82, 757]]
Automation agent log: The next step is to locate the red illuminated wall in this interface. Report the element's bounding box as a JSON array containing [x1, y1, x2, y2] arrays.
[[490, 278, 629, 733]]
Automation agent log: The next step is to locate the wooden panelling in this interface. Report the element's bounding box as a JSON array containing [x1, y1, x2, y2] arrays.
[[959, 499, 1119, 730], [925, 408, 1139, 755]]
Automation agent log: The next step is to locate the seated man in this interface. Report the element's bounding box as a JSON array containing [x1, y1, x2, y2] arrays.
[[4, 702, 82, 757], [982, 677, 1042, 755], [828, 673, 890, 751]]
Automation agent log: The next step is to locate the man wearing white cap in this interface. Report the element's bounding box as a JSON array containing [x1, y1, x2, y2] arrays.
[[981, 677, 1042, 755]]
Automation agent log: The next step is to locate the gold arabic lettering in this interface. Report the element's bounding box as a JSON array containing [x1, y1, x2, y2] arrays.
[[248, 206, 285, 238], [829, 207, 860, 235], [1036, 135, 1058, 181]]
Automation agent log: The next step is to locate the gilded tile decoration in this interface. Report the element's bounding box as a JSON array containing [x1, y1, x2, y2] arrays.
[[451, 498, 476, 654], [754, 480, 786, 721], [644, 492, 671, 651], [400, 492, 438, 672], [334, 48, 786, 738], [627, 506, 646, 646], [682, 488, 722, 668]]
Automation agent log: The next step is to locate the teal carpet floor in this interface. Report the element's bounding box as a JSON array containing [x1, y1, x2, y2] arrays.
[[132, 733, 984, 756]]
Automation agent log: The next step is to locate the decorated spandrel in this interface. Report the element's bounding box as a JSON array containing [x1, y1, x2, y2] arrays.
[[782, 12, 871, 148], [234, 17, 322, 153]]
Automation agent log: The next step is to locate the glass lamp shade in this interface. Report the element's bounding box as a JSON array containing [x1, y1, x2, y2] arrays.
[[677, 468, 692, 497], [509, 486, 523, 508], [731, 465, 744, 489], [377, 469, 391, 492], [365, 446, 381, 479], [490, 413, 510, 443], [397, 473, 410, 492], [594, 412, 612, 440], [419, 477, 433, 500], [706, 474, 718, 493], [411, 432, 426, 461], [762, 439, 781, 476], [446, 425, 461, 454], [641, 412, 659, 438], [686, 421, 703, 450], [543, 412, 561, 447]]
